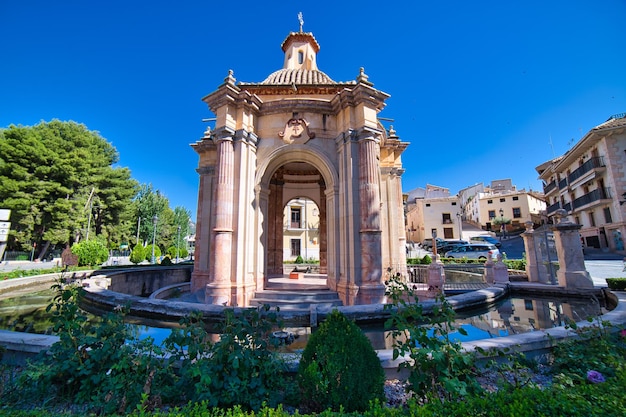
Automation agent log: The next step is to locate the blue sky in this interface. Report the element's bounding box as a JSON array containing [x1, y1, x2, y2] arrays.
[[2, 1, 625, 220]]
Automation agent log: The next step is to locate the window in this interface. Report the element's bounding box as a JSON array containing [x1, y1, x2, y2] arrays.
[[589, 211, 596, 227], [512, 196, 519, 201], [512, 207, 521, 218], [431, 228, 437, 238], [444, 227, 454, 238], [290, 207, 301, 228], [298, 51, 304, 64], [488, 210, 496, 219], [500, 198, 506, 202], [290, 239, 301, 257], [442, 213, 452, 224], [451, 202, 457, 206], [425, 203, 431, 207], [487, 200, 493, 204], [603, 207, 612, 223]]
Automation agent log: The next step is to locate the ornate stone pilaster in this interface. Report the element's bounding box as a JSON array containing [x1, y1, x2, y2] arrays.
[[267, 175, 284, 276], [551, 209, 593, 288], [318, 182, 328, 274], [206, 133, 235, 305], [191, 166, 215, 293], [357, 132, 384, 303], [521, 221, 545, 283]]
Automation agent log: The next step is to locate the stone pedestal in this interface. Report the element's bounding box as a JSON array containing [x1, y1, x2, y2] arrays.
[[483, 254, 495, 284], [521, 221, 548, 283], [425, 260, 445, 299], [493, 254, 510, 284], [551, 209, 593, 289]]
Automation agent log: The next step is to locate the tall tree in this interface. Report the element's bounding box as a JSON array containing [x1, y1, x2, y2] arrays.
[[0, 120, 137, 258], [133, 184, 169, 246]]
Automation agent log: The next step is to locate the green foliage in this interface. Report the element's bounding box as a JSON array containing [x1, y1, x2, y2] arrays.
[[606, 278, 626, 291], [297, 309, 385, 412], [130, 244, 146, 264], [166, 245, 189, 259], [70, 237, 109, 266], [384, 276, 482, 402], [294, 255, 304, 264], [160, 255, 173, 266], [165, 307, 289, 411], [13, 277, 174, 414], [420, 254, 432, 264], [504, 257, 527, 271], [144, 244, 161, 262], [550, 317, 626, 385], [0, 120, 138, 255]]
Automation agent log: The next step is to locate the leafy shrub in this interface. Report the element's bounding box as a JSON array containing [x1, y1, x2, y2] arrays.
[[385, 276, 482, 402], [144, 244, 161, 262], [166, 245, 189, 259], [420, 254, 432, 264], [294, 255, 304, 264], [129, 244, 146, 264], [160, 255, 173, 266], [16, 277, 173, 414], [406, 258, 421, 265], [504, 258, 527, 271], [297, 309, 385, 412], [71, 238, 109, 266], [165, 306, 290, 411], [606, 278, 626, 291]]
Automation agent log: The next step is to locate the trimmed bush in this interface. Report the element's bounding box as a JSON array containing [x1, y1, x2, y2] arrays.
[[129, 244, 145, 264], [297, 309, 385, 412], [144, 244, 161, 262], [606, 278, 626, 291], [71, 238, 109, 266], [294, 255, 304, 264], [166, 245, 189, 259], [160, 255, 173, 266], [420, 254, 432, 264]]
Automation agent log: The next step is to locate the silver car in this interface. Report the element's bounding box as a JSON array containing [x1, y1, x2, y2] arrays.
[[443, 243, 500, 260]]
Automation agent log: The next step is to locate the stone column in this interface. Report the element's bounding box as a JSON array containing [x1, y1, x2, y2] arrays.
[[483, 253, 495, 284], [521, 221, 548, 283], [551, 209, 593, 288], [267, 176, 284, 276], [205, 135, 235, 305], [425, 260, 445, 299], [191, 166, 215, 293], [358, 133, 384, 303], [318, 183, 327, 274]]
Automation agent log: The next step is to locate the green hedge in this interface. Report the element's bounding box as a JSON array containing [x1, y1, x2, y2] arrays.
[[606, 278, 626, 291]]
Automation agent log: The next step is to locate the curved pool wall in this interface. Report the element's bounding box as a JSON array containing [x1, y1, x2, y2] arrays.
[[1, 267, 625, 379]]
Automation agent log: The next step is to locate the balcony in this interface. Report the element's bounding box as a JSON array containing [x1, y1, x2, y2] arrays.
[[543, 181, 557, 195], [567, 156, 605, 185], [572, 188, 612, 210], [558, 178, 568, 190], [442, 219, 453, 224], [546, 201, 562, 215]]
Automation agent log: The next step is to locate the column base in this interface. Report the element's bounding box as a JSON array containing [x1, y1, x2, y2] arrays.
[[557, 270, 594, 289], [205, 282, 232, 306]]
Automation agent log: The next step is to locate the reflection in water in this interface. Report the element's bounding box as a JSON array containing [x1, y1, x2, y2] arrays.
[[0, 290, 607, 351]]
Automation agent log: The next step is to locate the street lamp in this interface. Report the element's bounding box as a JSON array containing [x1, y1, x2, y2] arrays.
[[151, 215, 158, 264], [176, 225, 181, 263], [456, 212, 462, 240], [499, 208, 505, 241]]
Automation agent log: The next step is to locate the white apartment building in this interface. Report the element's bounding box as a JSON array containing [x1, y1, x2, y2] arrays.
[[406, 185, 462, 243], [536, 113, 626, 252], [462, 179, 546, 232], [282, 198, 320, 261]]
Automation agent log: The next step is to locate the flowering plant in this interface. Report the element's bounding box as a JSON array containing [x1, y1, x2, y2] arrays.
[[586, 370, 605, 384]]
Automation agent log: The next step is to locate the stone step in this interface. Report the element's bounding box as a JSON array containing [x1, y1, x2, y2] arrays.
[[250, 289, 343, 311]]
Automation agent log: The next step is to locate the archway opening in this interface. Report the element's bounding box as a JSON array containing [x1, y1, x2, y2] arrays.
[[265, 162, 327, 282]]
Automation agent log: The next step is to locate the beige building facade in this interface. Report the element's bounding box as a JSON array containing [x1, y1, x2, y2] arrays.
[[536, 113, 626, 252], [406, 185, 462, 243], [191, 24, 409, 306], [283, 198, 320, 262]]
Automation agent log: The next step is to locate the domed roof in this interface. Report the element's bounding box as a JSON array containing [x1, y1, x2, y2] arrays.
[[260, 68, 336, 85]]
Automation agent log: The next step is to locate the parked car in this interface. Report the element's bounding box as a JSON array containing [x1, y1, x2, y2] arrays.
[[422, 237, 446, 251], [437, 240, 468, 254], [470, 235, 501, 248], [443, 243, 500, 260]]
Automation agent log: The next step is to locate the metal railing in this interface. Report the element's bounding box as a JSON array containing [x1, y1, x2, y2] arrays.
[[572, 187, 611, 210], [567, 156, 605, 184], [543, 181, 557, 194], [558, 178, 568, 190]]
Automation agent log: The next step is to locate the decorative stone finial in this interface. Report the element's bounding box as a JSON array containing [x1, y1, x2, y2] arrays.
[[357, 67, 373, 86], [554, 209, 572, 225], [298, 12, 304, 32], [525, 221, 534, 232], [224, 69, 236, 85]]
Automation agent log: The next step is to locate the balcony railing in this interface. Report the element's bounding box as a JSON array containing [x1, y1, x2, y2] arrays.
[[558, 178, 568, 190], [572, 188, 611, 210], [546, 201, 562, 215], [567, 156, 605, 184], [442, 219, 453, 224], [562, 202, 572, 212], [543, 181, 557, 194]]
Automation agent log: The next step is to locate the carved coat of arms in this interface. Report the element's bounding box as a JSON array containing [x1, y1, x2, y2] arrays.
[[279, 118, 316, 144]]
